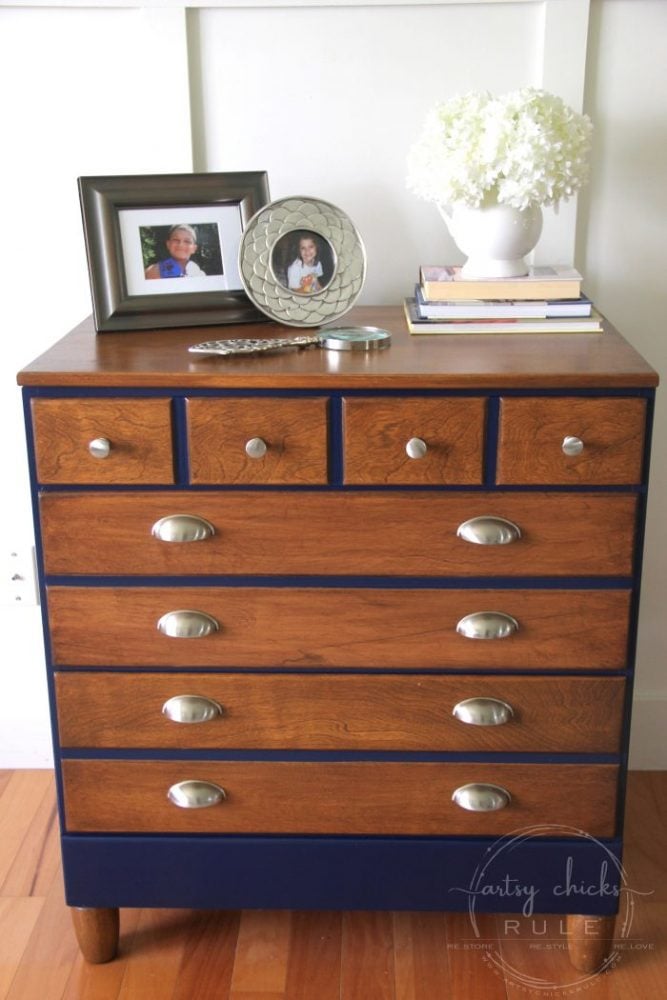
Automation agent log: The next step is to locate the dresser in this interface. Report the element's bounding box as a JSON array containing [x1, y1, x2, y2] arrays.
[[18, 307, 658, 972]]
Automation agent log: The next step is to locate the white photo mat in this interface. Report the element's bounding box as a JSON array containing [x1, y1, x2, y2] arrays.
[[119, 204, 244, 296]]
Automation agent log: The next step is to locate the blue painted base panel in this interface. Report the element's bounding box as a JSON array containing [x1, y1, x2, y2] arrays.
[[62, 834, 622, 916]]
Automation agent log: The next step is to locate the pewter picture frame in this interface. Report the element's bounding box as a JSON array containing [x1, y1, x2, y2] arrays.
[[238, 196, 367, 328], [79, 172, 270, 332]]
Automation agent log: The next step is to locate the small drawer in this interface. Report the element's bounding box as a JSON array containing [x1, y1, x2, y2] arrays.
[[186, 397, 328, 484], [497, 397, 646, 485], [47, 586, 631, 671], [55, 672, 625, 754], [39, 490, 637, 577], [31, 398, 174, 484], [343, 397, 485, 484], [61, 759, 618, 837]]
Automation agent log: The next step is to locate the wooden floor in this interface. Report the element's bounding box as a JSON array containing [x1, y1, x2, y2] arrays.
[[0, 770, 665, 1000]]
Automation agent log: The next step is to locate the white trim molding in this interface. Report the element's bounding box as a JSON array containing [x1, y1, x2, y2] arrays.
[[629, 693, 667, 769], [4, 0, 540, 7]]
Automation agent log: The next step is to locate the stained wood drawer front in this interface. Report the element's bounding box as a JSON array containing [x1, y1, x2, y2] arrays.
[[31, 398, 174, 484], [497, 397, 646, 484], [187, 397, 328, 484], [61, 760, 618, 837], [343, 397, 485, 484], [55, 672, 625, 753], [47, 586, 631, 670], [39, 491, 637, 578]]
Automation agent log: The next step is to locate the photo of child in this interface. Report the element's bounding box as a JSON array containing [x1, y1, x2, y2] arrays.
[[271, 229, 335, 296]]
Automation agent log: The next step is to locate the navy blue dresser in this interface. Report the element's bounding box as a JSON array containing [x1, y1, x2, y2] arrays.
[[18, 307, 658, 970]]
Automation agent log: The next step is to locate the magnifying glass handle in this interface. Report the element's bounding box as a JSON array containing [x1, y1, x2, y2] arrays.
[[189, 326, 391, 357], [189, 335, 322, 356]]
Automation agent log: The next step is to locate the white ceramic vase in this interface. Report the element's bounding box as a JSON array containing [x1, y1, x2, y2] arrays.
[[439, 195, 543, 279]]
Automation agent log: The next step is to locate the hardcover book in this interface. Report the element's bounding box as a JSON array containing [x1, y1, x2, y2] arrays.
[[404, 297, 602, 335], [414, 285, 593, 319], [419, 265, 583, 301]]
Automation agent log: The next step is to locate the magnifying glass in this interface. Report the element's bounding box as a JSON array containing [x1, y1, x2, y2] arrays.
[[188, 326, 391, 357]]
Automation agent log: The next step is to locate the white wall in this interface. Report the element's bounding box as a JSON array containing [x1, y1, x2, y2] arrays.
[[1, 0, 664, 766], [192, 1, 542, 303], [579, 0, 667, 767], [1, 5, 193, 765]]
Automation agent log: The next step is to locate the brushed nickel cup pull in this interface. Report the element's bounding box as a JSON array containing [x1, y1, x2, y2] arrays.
[[245, 437, 268, 459], [452, 697, 514, 726], [452, 783, 511, 812], [562, 435, 584, 456], [162, 695, 223, 724], [151, 514, 215, 543], [88, 437, 111, 459], [456, 612, 518, 640], [457, 516, 522, 546], [406, 437, 427, 459], [157, 610, 219, 639], [167, 780, 226, 809]]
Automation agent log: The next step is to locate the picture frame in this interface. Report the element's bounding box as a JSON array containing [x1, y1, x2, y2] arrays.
[[239, 196, 366, 328], [78, 172, 271, 332]]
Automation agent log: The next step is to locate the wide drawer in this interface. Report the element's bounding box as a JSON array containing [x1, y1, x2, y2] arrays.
[[47, 586, 631, 670], [55, 672, 625, 753], [343, 397, 485, 484], [31, 398, 175, 484], [61, 760, 618, 837], [39, 491, 637, 578], [497, 397, 646, 484], [186, 397, 328, 484]]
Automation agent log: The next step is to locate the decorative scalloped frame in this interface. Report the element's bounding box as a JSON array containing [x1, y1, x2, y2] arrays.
[[238, 196, 367, 328]]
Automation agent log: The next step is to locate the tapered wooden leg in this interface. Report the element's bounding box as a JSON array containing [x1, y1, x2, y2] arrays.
[[567, 914, 615, 973], [70, 906, 120, 963]]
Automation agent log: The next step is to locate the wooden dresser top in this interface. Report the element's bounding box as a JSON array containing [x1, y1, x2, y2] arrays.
[[17, 306, 658, 390]]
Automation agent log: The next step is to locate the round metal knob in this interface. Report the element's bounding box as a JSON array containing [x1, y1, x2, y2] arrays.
[[452, 783, 511, 812], [457, 516, 522, 546], [406, 437, 427, 459], [167, 780, 226, 809], [562, 435, 584, 456], [452, 697, 514, 726], [157, 610, 220, 639], [456, 612, 519, 640], [151, 514, 215, 543], [162, 695, 223, 724], [88, 437, 111, 459], [245, 437, 268, 459]]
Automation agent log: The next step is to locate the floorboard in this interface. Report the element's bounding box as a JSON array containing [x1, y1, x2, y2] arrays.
[[0, 770, 665, 1000]]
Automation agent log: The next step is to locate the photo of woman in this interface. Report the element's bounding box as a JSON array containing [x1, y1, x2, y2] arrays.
[[141, 223, 224, 280], [144, 224, 204, 279]]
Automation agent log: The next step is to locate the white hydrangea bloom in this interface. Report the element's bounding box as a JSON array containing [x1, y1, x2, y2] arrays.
[[406, 87, 593, 210]]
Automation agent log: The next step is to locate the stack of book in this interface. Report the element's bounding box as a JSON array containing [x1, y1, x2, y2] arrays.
[[404, 265, 602, 335]]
